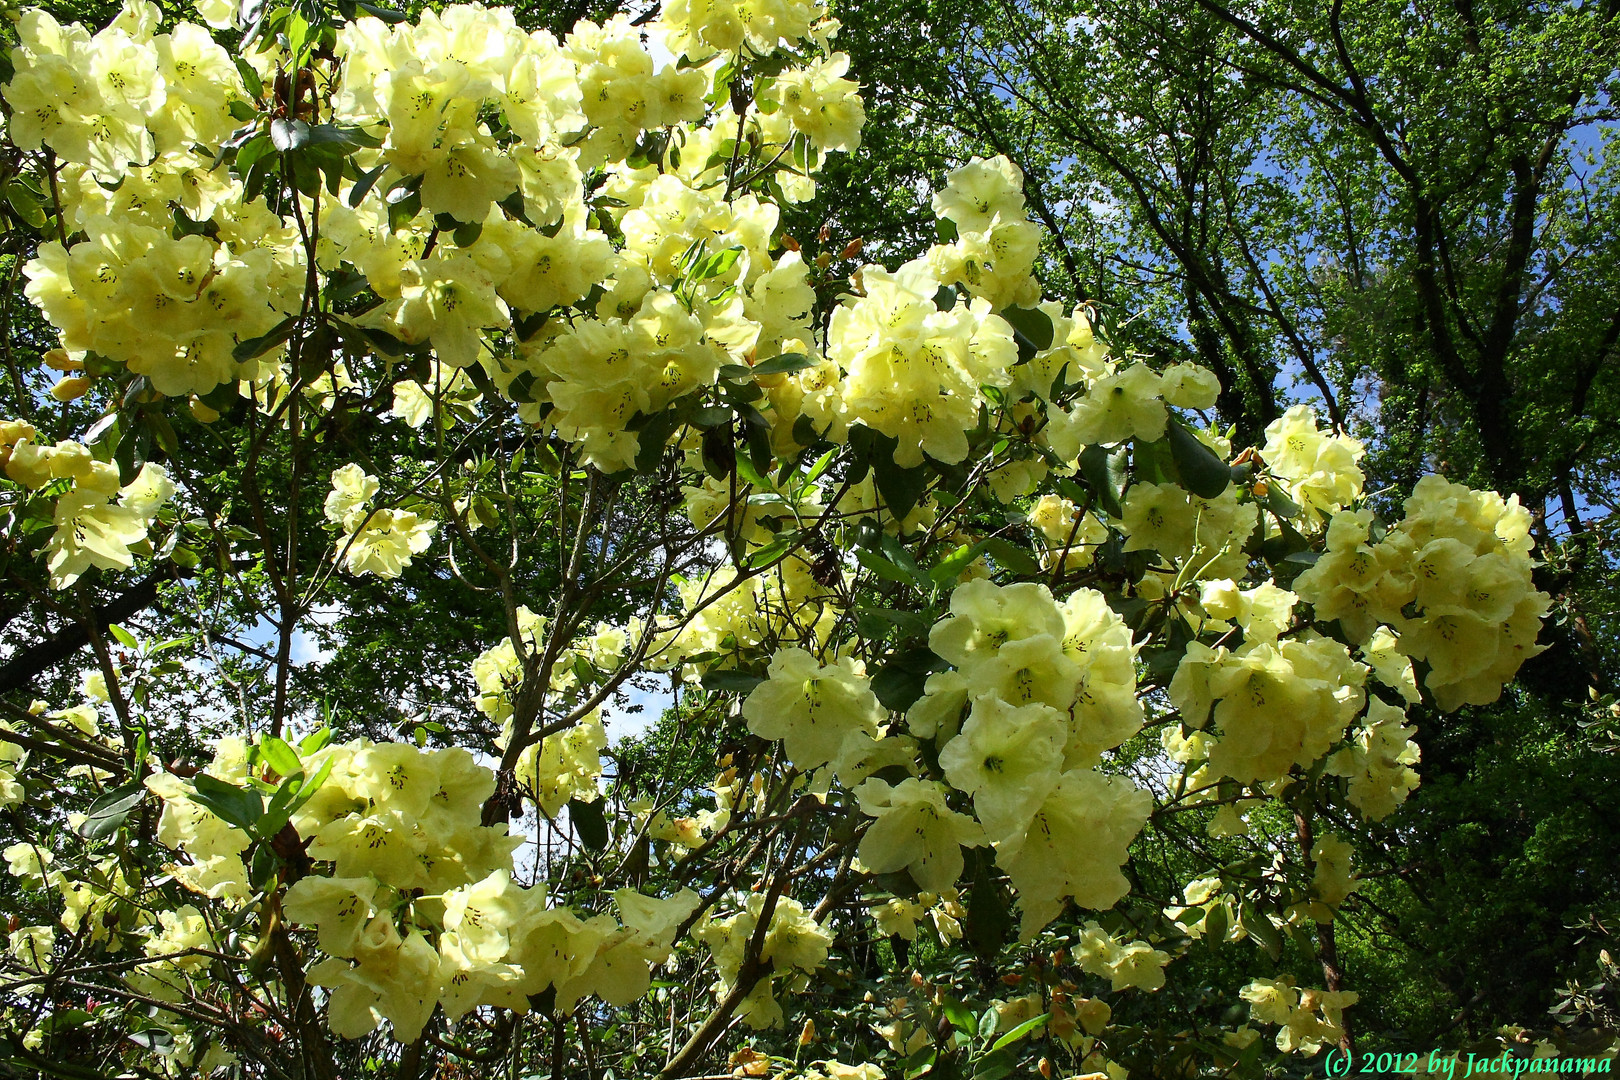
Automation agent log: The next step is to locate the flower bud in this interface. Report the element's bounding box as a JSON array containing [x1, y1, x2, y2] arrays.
[[190, 396, 220, 423], [50, 376, 90, 401]]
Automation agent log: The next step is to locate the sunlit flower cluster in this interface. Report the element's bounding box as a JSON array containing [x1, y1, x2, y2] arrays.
[[1295, 475, 1549, 709], [3, 422, 174, 587], [1240, 975, 1359, 1055]]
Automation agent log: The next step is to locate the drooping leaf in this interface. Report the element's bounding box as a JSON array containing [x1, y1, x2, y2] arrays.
[[568, 797, 609, 850], [79, 780, 148, 840], [1165, 419, 1231, 498], [998, 305, 1055, 363], [1078, 443, 1128, 517]]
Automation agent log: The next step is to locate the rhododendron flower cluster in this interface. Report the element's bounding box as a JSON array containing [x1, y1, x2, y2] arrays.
[[0, 0, 1563, 1070]]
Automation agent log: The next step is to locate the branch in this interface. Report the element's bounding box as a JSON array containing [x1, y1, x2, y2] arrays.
[[0, 569, 174, 696]]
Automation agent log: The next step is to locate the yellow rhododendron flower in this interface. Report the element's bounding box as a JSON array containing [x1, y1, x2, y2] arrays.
[[855, 777, 984, 895]]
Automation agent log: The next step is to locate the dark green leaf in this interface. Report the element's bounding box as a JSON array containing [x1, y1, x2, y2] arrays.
[[750, 352, 814, 376], [1258, 485, 1302, 520], [190, 774, 264, 832], [82, 414, 118, 446], [568, 797, 609, 850], [981, 537, 1040, 576], [234, 134, 276, 173], [1203, 900, 1228, 947], [692, 406, 732, 429], [356, 1, 407, 21], [872, 455, 930, 522], [233, 316, 298, 362], [348, 162, 389, 208], [1240, 900, 1283, 960], [972, 1051, 1016, 1080], [857, 548, 915, 584], [79, 780, 147, 840], [998, 305, 1055, 362], [1165, 419, 1231, 498], [872, 647, 946, 711], [632, 410, 682, 473], [965, 848, 1012, 961], [1078, 443, 1127, 517], [700, 669, 766, 694], [234, 57, 264, 99]]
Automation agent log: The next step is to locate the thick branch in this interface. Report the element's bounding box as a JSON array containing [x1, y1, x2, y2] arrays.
[[0, 570, 172, 697]]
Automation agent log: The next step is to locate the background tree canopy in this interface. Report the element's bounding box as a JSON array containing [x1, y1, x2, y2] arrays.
[[0, 0, 1617, 1076]]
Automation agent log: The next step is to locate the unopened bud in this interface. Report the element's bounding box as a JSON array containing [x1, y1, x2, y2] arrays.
[[190, 396, 220, 423], [799, 1018, 815, 1045], [1252, 480, 1270, 497], [50, 375, 90, 401], [1039, 1058, 1054, 1079], [818, 223, 832, 243], [815, 252, 832, 270], [1000, 973, 1023, 986], [43, 349, 81, 372], [781, 233, 801, 252], [910, 971, 926, 989], [839, 237, 864, 260]]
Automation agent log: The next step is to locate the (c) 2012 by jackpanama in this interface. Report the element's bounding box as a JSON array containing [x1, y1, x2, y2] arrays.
[[1324, 1050, 1616, 1078]]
